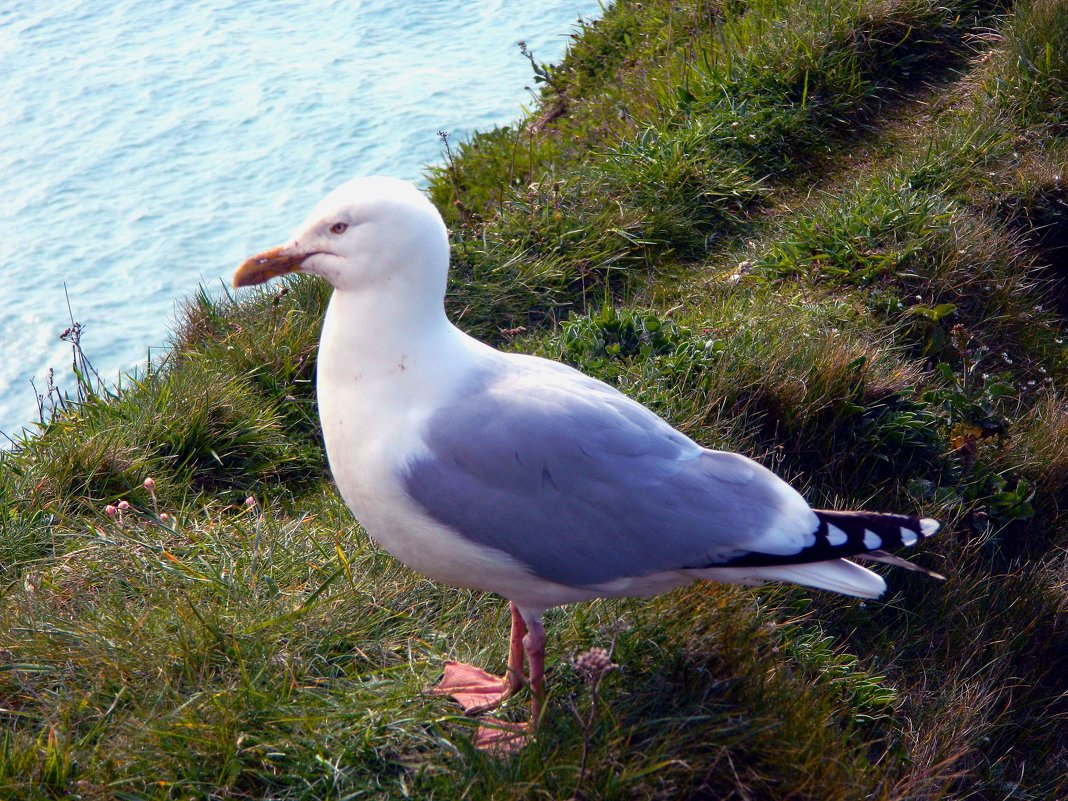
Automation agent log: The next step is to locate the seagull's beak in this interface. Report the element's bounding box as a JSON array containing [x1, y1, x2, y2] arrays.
[[232, 246, 307, 288]]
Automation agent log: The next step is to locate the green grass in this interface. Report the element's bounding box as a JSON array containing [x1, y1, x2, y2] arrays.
[[430, 0, 1012, 341], [2, 0, 1067, 797], [987, 0, 1068, 130]]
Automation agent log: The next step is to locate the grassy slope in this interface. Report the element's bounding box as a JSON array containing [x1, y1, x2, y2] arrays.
[[2, 0, 1067, 798]]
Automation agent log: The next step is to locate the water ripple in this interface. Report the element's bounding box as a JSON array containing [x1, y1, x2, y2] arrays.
[[0, 0, 600, 435]]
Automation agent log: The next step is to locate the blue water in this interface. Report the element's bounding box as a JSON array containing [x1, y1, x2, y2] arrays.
[[0, 0, 600, 436]]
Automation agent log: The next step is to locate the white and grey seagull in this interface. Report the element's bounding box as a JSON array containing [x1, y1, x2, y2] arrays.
[[233, 176, 941, 750]]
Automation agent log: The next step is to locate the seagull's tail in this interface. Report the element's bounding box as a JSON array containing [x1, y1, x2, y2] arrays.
[[698, 510, 942, 599]]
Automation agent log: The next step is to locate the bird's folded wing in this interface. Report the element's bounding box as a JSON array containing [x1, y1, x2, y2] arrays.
[[401, 361, 819, 588]]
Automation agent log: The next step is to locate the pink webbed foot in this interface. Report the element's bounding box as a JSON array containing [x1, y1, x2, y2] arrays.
[[431, 603, 542, 755], [431, 660, 517, 715], [473, 719, 530, 754], [432, 602, 529, 716]]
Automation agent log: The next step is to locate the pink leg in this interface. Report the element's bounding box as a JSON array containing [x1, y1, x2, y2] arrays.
[[432, 602, 527, 715], [473, 611, 546, 754], [505, 601, 527, 695], [524, 617, 547, 727]]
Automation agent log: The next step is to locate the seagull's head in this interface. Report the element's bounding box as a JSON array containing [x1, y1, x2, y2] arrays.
[[233, 177, 449, 297]]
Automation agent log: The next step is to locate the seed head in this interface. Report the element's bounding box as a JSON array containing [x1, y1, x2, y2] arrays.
[[950, 323, 971, 354], [573, 647, 617, 681]]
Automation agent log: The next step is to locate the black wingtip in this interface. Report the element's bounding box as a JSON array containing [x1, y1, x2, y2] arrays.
[[813, 509, 941, 554], [714, 510, 942, 571]]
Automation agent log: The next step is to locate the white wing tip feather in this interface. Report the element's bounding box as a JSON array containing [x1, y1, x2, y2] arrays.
[[920, 518, 940, 537]]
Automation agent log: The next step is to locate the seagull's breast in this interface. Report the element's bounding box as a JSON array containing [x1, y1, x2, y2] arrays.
[[315, 309, 575, 601]]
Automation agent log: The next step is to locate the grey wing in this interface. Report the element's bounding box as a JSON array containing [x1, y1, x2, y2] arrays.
[[402, 358, 819, 588]]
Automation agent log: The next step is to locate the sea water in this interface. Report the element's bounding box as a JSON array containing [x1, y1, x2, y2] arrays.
[[0, 0, 601, 436]]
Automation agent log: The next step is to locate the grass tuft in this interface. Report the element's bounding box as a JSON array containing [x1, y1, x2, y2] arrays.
[[987, 0, 1068, 131]]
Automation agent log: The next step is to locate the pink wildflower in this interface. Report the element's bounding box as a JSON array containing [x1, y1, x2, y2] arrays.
[[104, 504, 117, 518]]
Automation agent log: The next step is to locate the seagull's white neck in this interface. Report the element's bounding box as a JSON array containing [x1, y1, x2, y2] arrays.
[[315, 283, 484, 503], [319, 287, 463, 376]]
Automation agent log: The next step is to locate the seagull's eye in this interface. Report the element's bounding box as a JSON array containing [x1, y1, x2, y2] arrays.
[[329, 222, 348, 235]]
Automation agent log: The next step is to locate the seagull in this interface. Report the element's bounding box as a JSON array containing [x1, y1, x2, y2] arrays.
[[233, 176, 941, 750]]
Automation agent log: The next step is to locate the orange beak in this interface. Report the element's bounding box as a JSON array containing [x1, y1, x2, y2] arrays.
[[232, 246, 306, 288]]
